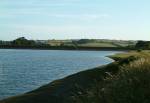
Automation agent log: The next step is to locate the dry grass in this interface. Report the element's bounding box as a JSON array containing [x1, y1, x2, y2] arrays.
[[73, 57, 150, 103], [108, 50, 150, 61], [104, 58, 150, 103]]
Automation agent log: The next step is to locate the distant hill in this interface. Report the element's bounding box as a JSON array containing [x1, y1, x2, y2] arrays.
[[39, 39, 137, 48], [0, 38, 138, 50]]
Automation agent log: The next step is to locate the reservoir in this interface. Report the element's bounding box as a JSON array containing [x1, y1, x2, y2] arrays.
[[0, 49, 120, 99]]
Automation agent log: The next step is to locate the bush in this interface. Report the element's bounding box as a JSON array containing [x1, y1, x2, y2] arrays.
[[118, 56, 138, 65], [137, 49, 142, 52]]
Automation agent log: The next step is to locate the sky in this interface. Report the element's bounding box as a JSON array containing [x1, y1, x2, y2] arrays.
[[0, 0, 150, 40]]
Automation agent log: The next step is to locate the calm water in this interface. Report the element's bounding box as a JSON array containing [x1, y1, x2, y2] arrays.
[[0, 49, 120, 100]]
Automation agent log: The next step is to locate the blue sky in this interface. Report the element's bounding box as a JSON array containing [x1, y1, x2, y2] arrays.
[[0, 0, 150, 40]]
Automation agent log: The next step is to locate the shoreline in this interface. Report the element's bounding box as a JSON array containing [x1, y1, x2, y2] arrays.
[[0, 45, 134, 51], [0, 52, 118, 102], [1, 51, 143, 103]]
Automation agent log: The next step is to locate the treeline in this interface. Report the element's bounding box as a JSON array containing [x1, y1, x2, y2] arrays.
[[11, 37, 36, 46], [0, 37, 48, 46], [0, 37, 150, 50]]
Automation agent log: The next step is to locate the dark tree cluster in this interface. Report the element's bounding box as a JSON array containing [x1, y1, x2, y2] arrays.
[[76, 39, 95, 44], [135, 41, 150, 49], [12, 37, 36, 46]]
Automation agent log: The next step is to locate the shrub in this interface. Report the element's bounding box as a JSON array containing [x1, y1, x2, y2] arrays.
[[137, 49, 142, 52]]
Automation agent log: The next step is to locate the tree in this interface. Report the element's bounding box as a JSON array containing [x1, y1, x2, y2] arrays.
[[135, 41, 150, 49], [12, 37, 35, 46]]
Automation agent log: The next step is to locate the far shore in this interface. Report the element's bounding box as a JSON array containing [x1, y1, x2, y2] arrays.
[[0, 45, 136, 51]]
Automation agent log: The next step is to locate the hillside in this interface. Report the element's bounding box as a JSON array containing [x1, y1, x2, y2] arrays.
[[46, 39, 136, 47]]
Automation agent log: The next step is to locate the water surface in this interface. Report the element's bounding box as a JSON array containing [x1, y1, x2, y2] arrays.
[[0, 49, 120, 99]]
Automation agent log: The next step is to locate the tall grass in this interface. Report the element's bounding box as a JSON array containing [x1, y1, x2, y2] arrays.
[[73, 58, 150, 103], [105, 58, 150, 103]]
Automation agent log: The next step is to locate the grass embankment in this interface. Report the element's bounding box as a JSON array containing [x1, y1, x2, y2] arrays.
[[108, 50, 150, 61], [1, 51, 150, 103]]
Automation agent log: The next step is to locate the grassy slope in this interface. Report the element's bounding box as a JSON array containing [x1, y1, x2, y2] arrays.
[[108, 50, 150, 61], [1, 51, 150, 103]]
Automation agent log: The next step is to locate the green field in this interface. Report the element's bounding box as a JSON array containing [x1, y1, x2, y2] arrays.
[[77, 42, 117, 47], [47, 39, 136, 48]]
